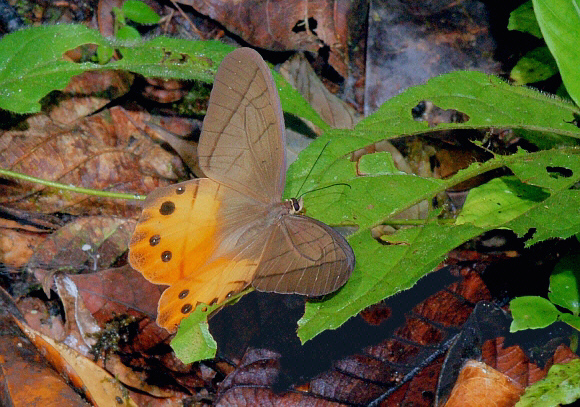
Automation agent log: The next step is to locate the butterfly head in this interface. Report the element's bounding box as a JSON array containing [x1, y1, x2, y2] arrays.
[[286, 197, 304, 215]]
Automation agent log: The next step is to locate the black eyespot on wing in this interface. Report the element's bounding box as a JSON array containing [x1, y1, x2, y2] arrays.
[[178, 289, 189, 299], [149, 234, 160, 246], [161, 251, 172, 262], [160, 201, 175, 215], [181, 304, 192, 314]]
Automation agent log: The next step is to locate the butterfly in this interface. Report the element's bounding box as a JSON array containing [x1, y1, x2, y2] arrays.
[[128, 47, 355, 333]]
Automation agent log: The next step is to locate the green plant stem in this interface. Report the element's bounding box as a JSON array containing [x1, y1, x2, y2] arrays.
[[0, 168, 146, 200], [386, 218, 457, 226]]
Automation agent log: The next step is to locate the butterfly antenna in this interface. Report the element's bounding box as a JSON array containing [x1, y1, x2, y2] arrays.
[[295, 140, 331, 197], [297, 183, 352, 200]]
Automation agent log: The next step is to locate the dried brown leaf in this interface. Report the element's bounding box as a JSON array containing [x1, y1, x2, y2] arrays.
[[27, 216, 135, 294], [217, 349, 350, 406], [17, 296, 66, 342], [176, 0, 353, 76], [216, 265, 493, 405], [0, 218, 49, 268], [280, 53, 360, 129], [0, 313, 89, 406], [443, 360, 524, 407], [15, 319, 139, 406], [482, 337, 580, 388], [110, 106, 194, 180], [70, 265, 169, 350], [0, 109, 184, 217], [144, 121, 203, 177], [49, 70, 134, 125], [55, 274, 102, 355], [102, 353, 176, 398]]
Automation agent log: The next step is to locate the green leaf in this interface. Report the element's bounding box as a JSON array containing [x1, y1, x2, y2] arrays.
[[548, 254, 580, 315], [559, 313, 580, 330], [510, 296, 560, 332], [511, 128, 579, 150], [122, 0, 160, 25], [508, 1, 543, 38], [516, 359, 580, 406], [171, 291, 249, 361], [116, 25, 141, 41], [297, 168, 444, 232], [112, 6, 125, 26], [109, 36, 232, 82], [509, 251, 580, 334], [510, 46, 559, 85], [290, 148, 580, 341], [285, 72, 580, 189], [96, 45, 114, 64], [273, 71, 328, 130], [171, 303, 220, 363], [533, 0, 580, 106], [358, 151, 401, 175], [457, 176, 549, 228], [508, 190, 580, 246], [508, 149, 580, 190], [298, 221, 486, 342], [506, 149, 580, 246], [289, 75, 580, 340], [0, 25, 324, 127], [0, 25, 107, 113]]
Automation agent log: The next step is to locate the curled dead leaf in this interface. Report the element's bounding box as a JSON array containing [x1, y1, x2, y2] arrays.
[[442, 360, 523, 407], [14, 318, 139, 406], [176, 0, 356, 76], [0, 112, 182, 216], [27, 216, 136, 296], [280, 53, 360, 129]]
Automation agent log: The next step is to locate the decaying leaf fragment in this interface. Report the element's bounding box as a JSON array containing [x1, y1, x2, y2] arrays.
[[14, 318, 139, 406], [175, 0, 358, 76], [442, 360, 524, 407], [280, 53, 360, 129]]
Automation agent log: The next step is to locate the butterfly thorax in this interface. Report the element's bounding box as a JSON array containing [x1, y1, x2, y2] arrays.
[[215, 197, 297, 255], [222, 198, 303, 253], [265, 197, 303, 222]]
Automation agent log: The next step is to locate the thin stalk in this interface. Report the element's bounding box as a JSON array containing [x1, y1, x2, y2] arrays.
[[0, 168, 146, 200]]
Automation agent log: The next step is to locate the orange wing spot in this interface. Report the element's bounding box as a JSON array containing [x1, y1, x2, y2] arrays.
[[159, 201, 175, 215]]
